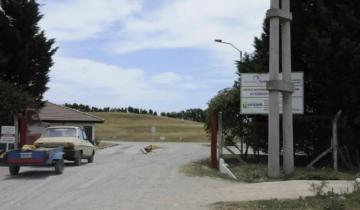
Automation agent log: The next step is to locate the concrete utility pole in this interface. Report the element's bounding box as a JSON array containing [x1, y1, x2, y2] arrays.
[[281, 0, 294, 175], [266, 0, 294, 177]]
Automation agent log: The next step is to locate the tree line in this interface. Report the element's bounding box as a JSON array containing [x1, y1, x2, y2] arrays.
[[64, 103, 206, 122], [160, 108, 206, 122], [64, 103, 158, 116]]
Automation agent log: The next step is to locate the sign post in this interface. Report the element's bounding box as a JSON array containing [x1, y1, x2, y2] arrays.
[[151, 126, 156, 141], [1, 126, 16, 151]]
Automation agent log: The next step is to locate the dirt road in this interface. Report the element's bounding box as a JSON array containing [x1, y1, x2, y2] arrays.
[[0, 142, 354, 210]]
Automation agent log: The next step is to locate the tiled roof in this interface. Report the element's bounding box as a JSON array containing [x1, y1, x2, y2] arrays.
[[38, 102, 104, 123]]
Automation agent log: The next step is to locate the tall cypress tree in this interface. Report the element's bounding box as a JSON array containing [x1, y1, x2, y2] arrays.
[[0, 0, 57, 104]]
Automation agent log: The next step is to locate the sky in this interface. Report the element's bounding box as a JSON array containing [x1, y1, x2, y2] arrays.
[[38, 0, 269, 113]]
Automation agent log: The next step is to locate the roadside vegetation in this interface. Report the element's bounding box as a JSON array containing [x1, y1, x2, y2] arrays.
[[212, 181, 360, 210], [180, 158, 357, 183], [211, 192, 360, 210], [94, 112, 208, 142], [206, 0, 360, 171], [180, 159, 230, 180]]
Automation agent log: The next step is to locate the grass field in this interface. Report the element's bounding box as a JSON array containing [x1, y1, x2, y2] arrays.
[[93, 112, 208, 142]]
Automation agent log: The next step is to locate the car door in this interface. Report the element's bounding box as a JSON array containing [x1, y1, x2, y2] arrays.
[[76, 129, 88, 156], [80, 129, 93, 157]]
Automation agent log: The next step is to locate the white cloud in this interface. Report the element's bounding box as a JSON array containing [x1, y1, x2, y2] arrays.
[[38, 0, 142, 41], [47, 56, 150, 102], [38, 0, 268, 75], [151, 72, 182, 84], [111, 0, 269, 55], [38, 0, 268, 55], [45, 57, 221, 111]]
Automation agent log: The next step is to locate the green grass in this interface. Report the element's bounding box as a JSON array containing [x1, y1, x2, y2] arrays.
[[289, 167, 357, 181], [211, 192, 360, 210], [229, 164, 357, 183], [93, 112, 208, 142], [180, 158, 357, 183]]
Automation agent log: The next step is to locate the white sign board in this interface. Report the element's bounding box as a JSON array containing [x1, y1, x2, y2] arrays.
[[240, 72, 304, 114], [151, 126, 156, 133], [0, 126, 16, 144]]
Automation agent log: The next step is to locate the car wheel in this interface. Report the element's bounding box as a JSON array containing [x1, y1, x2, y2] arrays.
[[9, 165, 20, 176], [54, 159, 64, 174], [87, 151, 95, 163], [74, 151, 82, 166]]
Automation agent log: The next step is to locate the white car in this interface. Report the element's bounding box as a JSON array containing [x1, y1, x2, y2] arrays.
[[34, 126, 95, 165]]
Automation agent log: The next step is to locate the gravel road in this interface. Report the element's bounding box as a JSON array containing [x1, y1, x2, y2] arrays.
[[0, 142, 354, 210]]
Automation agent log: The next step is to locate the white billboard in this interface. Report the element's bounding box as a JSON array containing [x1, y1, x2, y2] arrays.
[[0, 126, 16, 144], [240, 72, 304, 114]]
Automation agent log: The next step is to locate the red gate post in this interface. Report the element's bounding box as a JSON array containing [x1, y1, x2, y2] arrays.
[[19, 113, 28, 147], [211, 111, 218, 168]]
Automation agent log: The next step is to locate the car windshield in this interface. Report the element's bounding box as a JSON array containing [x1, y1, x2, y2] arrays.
[[43, 128, 77, 138]]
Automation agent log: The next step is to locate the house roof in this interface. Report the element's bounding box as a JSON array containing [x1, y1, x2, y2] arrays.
[[38, 102, 105, 123]]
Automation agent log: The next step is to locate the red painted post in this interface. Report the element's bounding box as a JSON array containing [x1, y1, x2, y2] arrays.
[[19, 114, 27, 147], [211, 111, 218, 168]]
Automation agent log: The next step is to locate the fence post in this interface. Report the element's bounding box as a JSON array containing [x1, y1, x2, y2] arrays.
[[211, 111, 218, 168], [332, 110, 342, 171], [217, 112, 223, 161]]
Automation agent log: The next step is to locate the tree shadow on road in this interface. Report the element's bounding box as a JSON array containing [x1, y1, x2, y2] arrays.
[[64, 161, 89, 167], [0, 161, 91, 180], [1, 169, 56, 180]]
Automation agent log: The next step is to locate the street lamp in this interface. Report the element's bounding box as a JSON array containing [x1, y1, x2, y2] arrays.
[[214, 38, 245, 155], [214, 39, 243, 61]]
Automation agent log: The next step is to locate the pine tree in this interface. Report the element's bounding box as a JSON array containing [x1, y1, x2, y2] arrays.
[[0, 80, 33, 124], [0, 0, 57, 104]]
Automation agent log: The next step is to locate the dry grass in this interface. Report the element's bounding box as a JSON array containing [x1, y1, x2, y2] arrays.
[[181, 158, 357, 183], [180, 158, 230, 180], [96, 141, 120, 150], [93, 112, 208, 142]]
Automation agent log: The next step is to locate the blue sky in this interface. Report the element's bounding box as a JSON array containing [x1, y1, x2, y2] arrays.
[[38, 0, 269, 112]]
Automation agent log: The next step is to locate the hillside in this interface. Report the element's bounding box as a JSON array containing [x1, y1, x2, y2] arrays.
[[93, 112, 208, 142]]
